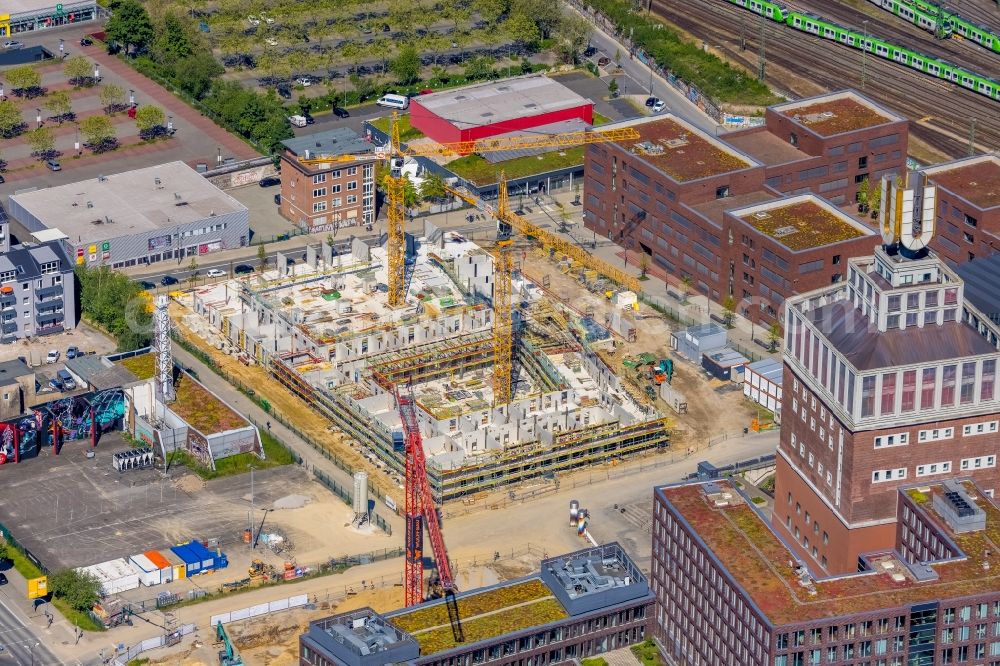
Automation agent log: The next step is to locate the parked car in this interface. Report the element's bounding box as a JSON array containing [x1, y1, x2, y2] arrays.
[[265, 37, 278, 46], [288, 114, 307, 127], [234, 264, 254, 274], [597, 56, 610, 67], [652, 100, 667, 113], [276, 86, 291, 100], [57, 369, 76, 391], [0, 175, 5, 184], [2, 41, 23, 50], [0, 573, 8, 585], [160, 275, 179, 286], [301, 112, 315, 125], [583, 46, 597, 57], [66, 346, 79, 359], [295, 76, 312, 87], [139, 280, 156, 290], [418, 88, 434, 95], [45, 350, 60, 364], [645, 96, 658, 108], [259, 176, 280, 187], [46, 160, 61, 171], [206, 268, 226, 278], [273, 193, 281, 205], [49, 378, 64, 391], [80, 37, 93, 46], [333, 107, 350, 118]]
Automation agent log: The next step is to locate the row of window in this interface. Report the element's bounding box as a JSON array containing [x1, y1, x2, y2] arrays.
[[312, 167, 358, 184], [873, 456, 996, 483], [312, 195, 359, 213]]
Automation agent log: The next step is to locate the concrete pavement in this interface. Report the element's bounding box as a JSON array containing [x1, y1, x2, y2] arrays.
[[0, 565, 79, 665]]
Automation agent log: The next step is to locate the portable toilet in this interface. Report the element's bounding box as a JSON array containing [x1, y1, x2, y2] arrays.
[[160, 548, 186, 580], [171, 544, 202, 575], [144, 550, 173, 584]]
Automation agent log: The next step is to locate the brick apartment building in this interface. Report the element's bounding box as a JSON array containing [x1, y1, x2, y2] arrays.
[[583, 90, 907, 324], [279, 129, 377, 233], [653, 477, 1000, 666], [921, 155, 1000, 264]]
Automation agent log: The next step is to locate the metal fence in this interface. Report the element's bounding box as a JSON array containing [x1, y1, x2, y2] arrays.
[[170, 334, 395, 534], [110, 623, 196, 665], [0, 521, 48, 574]]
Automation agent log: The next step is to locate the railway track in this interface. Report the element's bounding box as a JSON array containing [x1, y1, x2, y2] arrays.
[[648, 0, 1000, 159], [947, 0, 1000, 34], [792, 0, 1000, 73]]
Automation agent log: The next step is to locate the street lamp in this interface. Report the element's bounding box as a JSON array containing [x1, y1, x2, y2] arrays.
[[35, 108, 41, 128], [129, 88, 135, 106], [217, 146, 222, 165], [25, 642, 39, 666], [75, 128, 80, 156], [861, 20, 870, 90], [167, 114, 173, 131]]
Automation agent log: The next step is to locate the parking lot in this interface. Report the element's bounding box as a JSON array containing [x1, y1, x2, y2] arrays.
[[0, 431, 392, 572], [227, 182, 300, 241], [0, 321, 116, 365]]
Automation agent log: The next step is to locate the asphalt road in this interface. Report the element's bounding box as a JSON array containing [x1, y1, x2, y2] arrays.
[[290, 102, 385, 137], [0, 592, 62, 665]]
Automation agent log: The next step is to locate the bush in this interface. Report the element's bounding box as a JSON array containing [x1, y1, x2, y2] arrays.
[[75, 265, 152, 350], [49, 568, 102, 613]]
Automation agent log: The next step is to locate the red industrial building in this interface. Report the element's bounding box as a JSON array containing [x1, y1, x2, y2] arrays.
[[922, 155, 1000, 265], [409, 75, 594, 147]]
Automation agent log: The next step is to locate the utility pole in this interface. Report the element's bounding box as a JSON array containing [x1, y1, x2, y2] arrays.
[[861, 20, 870, 90], [249, 465, 255, 549], [740, 16, 747, 51], [969, 118, 977, 156], [757, 13, 766, 81]]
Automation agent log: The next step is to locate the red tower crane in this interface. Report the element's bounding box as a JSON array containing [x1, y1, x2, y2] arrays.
[[395, 385, 464, 641]]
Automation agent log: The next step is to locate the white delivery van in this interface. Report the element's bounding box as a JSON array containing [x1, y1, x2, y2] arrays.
[[376, 94, 409, 110], [288, 115, 308, 127]]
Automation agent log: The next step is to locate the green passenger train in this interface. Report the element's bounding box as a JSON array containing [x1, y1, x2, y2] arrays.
[[721, 0, 1000, 103], [873, 0, 1000, 54]]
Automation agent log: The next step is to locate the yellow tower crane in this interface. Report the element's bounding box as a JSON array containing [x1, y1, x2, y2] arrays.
[[298, 113, 641, 308], [299, 114, 643, 405]]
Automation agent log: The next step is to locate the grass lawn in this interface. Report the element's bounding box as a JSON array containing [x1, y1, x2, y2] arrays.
[[582, 659, 608, 666], [410, 598, 567, 654], [168, 429, 296, 480], [2, 547, 105, 632], [445, 146, 585, 186], [370, 114, 425, 142], [120, 353, 155, 380], [391, 579, 551, 633], [631, 640, 667, 666], [593, 111, 613, 126]]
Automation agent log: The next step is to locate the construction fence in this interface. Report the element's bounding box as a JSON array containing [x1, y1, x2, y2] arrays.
[[210, 593, 309, 627], [110, 624, 197, 666]]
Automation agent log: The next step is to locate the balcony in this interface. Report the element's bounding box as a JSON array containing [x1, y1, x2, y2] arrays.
[[35, 285, 63, 301], [36, 301, 62, 315], [1, 321, 17, 335], [35, 311, 63, 327], [0, 295, 15, 310]]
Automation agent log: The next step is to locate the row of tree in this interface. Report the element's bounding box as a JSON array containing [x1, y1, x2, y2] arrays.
[[0, 542, 102, 617], [106, 0, 292, 152], [75, 265, 153, 351]]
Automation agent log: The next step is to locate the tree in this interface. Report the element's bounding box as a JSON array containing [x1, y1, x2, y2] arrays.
[[99, 84, 126, 114], [257, 243, 268, 272], [473, 0, 510, 25], [43, 90, 72, 122], [0, 99, 25, 138], [767, 322, 782, 352], [722, 295, 736, 327], [511, 0, 560, 38], [25, 127, 55, 158], [349, 72, 376, 101], [134, 105, 166, 132], [856, 177, 871, 211], [430, 64, 447, 84], [49, 569, 101, 612], [79, 115, 116, 147], [680, 275, 692, 303], [463, 56, 495, 81], [391, 46, 421, 85], [174, 52, 223, 100], [153, 12, 194, 65], [639, 254, 650, 279], [503, 12, 540, 46], [105, 0, 155, 55], [5, 65, 41, 93], [555, 13, 592, 63], [63, 56, 93, 85], [607, 78, 619, 97], [187, 258, 199, 287], [420, 172, 447, 201], [297, 96, 314, 116]]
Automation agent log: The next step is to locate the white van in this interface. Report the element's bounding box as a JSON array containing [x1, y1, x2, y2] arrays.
[[376, 94, 409, 110], [288, 114, 308, 127]]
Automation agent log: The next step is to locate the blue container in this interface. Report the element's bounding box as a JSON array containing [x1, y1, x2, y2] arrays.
[[170, 544, 205, 574]]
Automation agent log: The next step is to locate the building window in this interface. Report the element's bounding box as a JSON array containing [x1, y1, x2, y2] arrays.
[[874, 433, 908, 449], [880, 372, 896, 415], [313, 173, 326, 184], [961, 456, 997, 471], [332, 198, 342, 208], [901, 370, 916, 412], [312, 201, 327, 213], [332, 184, 342, 193], [858, 156, 868, 169], [916, 461, 952, 477], [941, 364, 957, 406], [313, 187, 327, 198], [920, 367, 936, 409], [347, 195, 358, 204], [872, 467, 907, 483], [331, 169, 342, 178], [918, 427, 954, 442], [347, 181, 358, 191], [961, 362, 977, 405], [347, 166, 358, 175], [861, 375, 876, 417]]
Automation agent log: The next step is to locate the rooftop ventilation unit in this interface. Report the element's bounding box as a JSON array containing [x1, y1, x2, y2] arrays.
[[931, 480, 986, 534], [663, 138, 689, 149], [753, 211, 771, 220], [773, 226, 797, 237], [86, 201, 93, 209], [802, 112, 835, 124], [635, 141, 663, 155], [98, 175, 107, 182], [174, 193, 181, 200], [154, 177, 161, 186]]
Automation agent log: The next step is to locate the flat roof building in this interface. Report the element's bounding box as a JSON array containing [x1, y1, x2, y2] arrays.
[[0, 240, 76, 343], [583, 90, 907, 325], [922, 155, 1000, 265], [7, 161, 250, 269], [1, 0, 98, 37], [301, 544, 652, 666], [279, 128, 377, 232], [410, 75, 593, 146]]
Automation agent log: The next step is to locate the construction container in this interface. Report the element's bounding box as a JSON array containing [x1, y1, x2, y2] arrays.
[[144, 550, 173, 584], [128, 553, 163, 587], [702, 347, 750, 382], [613, 291, 637, 309], [171, 541, 228, 575], [77, 558, 141, 596], [160, 548, 187, 580]]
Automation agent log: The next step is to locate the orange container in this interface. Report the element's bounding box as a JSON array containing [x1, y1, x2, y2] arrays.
[[144, 550, 171, 570]]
